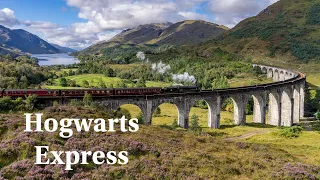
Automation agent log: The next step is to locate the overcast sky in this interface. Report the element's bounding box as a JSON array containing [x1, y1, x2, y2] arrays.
[[0, 0, 278, 50]]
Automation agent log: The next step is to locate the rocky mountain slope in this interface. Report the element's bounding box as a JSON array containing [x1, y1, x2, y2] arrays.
[[0, 25, 62, 55], [75, 20, 228, 55]]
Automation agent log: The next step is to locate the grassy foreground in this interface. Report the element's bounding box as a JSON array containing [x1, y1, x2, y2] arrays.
[[0, 106, 319, 179]]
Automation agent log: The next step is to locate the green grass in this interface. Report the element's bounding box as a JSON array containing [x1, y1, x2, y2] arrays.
[[45, 74, 172, 89], [247, 131, 320, 165], [121, 103, 276, 138], [229, 73, 273, 87], [120, 103, 320, 167]]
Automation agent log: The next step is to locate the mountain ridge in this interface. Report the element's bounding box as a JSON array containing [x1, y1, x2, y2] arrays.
[[75, 20, 228, 55], [0, 25, 62, 55]]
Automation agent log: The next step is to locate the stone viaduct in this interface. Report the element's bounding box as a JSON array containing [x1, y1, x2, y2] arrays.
[[90, 64, 306, 129]]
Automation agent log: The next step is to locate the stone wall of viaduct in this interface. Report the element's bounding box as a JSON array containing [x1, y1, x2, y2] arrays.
[[91, 64, 306, 129]]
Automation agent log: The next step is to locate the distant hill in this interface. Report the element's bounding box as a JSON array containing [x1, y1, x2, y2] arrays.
[[74, 20, 228, 55], [51, 44, 77, 53], [214, 0, 320, 63], [147, 20, 228, 46], [0, 25, 62, 55]]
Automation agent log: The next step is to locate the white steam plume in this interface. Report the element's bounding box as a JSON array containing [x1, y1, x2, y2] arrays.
[[172, 72, 196, 84], [151, 61, 171, 74], [136, 51, 145, 60]]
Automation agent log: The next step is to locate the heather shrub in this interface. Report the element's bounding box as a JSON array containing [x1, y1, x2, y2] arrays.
[[273, 163, 320, 179]]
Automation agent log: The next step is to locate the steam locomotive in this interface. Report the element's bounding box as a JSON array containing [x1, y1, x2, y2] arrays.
[[0, 86, 201, 98]]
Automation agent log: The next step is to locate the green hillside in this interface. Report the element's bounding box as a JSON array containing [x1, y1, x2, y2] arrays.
[[216, 0, 320, 63]]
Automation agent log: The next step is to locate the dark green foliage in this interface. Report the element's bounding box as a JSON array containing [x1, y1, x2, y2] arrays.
[[25, 94, 37, 111], [316, 111, 320, 120], [291, 42, 320, 63], [306, 4, 320, 25], [136, 112, 145, 124], [59, 77, 67, 87], [277, 126, 303, 138], [195, 100, 208, 109], [114, 108, 132, 119], [0, 56, 50, 89], [246, 98, 254, 115], [190, 114, 202, 133], [82, 80, 89, 88], [212, 75, 230, 89], [171, 119, 179, 129], [83, 93, 92, 106], [153, 107, 161, 117]]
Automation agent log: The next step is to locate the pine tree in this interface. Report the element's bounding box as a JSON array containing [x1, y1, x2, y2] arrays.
[[190, 114, 202, 133]]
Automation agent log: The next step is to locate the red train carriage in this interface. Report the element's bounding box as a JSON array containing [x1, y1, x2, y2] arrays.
[[0, 87, 164, 98], [113, 87, 162, 96], [2, 89, 60, 97], [60, 89, 113, 97]]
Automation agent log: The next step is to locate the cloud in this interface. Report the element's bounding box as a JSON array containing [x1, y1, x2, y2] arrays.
[[66, 0, 207, 31], [208, 0, 279, 27], [0, 8, 20, 27], [23, 20, 59, 29], [0, 0, 279, 49]]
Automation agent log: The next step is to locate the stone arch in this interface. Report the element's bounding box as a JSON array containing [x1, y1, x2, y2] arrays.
[[268, 91, 281, 126], [261, 67, 268, 74], [151, 98, 190, 128], [279, 71, 285, 81], [151, 102, 180, 126], [267, 68, 273, 78], [116, 103, 142, 118], [226, 95, 250, 125], [293, 86, 300, 123], [273, 69, 280, 81], [188, 96, 221, 128], [113, 101, 147, 122], [281, 88, 293, 126], [285, 72, 290, 80], [251, 93, 267, 124]]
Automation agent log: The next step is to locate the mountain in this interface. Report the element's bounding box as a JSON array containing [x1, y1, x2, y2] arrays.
[[0, 25, 62, 55], [146, 20, 228, 46], [214, 0, 320, 63], [74, 20, 228, 55], [51, 44, 77, 53]]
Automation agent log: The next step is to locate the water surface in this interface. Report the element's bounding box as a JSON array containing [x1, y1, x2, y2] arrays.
[[32, 53, 79, 66]]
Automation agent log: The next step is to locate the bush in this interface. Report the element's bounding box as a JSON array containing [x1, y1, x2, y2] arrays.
[[316, 111, 320, 120], [277, 126, 303, 138], [83, 93, 93, 106], [190, 114, 202, 133], [136, 112, 145, 124], [171, 119, 179, 129], [114, 108, 131, 119], [69, 99, 83, 107], [153, 107, 161, 117]]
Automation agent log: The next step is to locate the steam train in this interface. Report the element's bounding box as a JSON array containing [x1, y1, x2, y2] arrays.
[[0, 86, 201, 98]]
